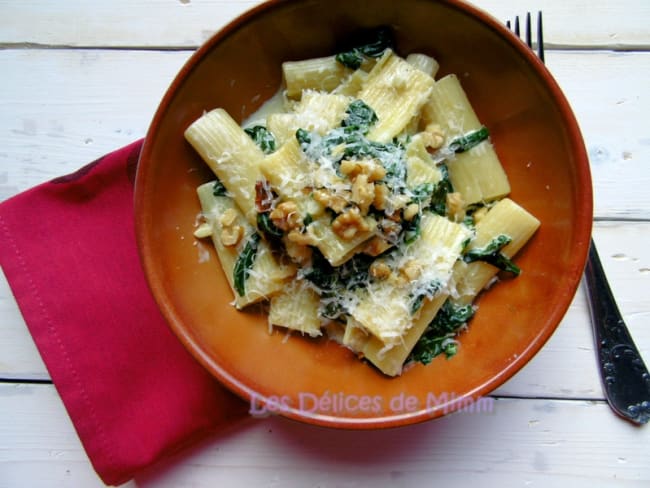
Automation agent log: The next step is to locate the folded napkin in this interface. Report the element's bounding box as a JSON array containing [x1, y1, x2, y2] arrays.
[[0, 140, 249, 486]]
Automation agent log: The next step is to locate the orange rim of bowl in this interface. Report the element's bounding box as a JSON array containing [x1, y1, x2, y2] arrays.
[[135, 0, 593, 429]]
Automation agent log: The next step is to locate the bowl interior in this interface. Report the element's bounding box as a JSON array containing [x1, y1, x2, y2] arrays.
[[135, 0, 592, 428]]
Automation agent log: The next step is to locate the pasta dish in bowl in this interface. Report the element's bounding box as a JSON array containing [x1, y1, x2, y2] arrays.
[[135, 0, 592, 428]]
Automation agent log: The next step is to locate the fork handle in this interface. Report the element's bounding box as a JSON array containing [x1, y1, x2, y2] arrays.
[[584, 239, 650, 425]]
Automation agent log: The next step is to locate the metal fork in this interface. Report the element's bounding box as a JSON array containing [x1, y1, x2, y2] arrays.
[[508, 12, 650, 425]]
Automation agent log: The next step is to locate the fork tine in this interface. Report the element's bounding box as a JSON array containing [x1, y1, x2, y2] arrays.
[[507, 12, 545, 65], [514, 16, 520, 37], [537, 11, 545, 63]]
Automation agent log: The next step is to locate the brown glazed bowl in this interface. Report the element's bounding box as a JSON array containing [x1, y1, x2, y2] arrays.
[[135, 0, 592, 428]]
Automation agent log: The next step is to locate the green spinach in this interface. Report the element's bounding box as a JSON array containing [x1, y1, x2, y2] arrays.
[[212, 178, 227, 196], [245, 125, 276, 154], [233, 233, 261, 296], [342, 100, 378, 134], [430, 164, 453, 216], [448, 126, 489, 153], [256, 212, 283, 239], [463, 234, 520, 275], [410, 300, 476, 363], [335, 27, 394, 69]]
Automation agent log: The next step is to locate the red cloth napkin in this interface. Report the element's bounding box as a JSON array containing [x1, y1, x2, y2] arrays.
[[0, 140, 249, 486]]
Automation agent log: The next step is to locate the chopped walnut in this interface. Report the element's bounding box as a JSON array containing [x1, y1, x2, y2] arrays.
[[340, 159, 386, 183], [332, 207, 369, 240], [446, 192, 466, 222], [284, 232, 313, 264], [360, 159, 386, 182], [363, 236, 393, 257], [378, 218, 402, 241], [370, 261, 392, 280], [421, 123, 445, 150], [339, 159, 361, 177], [401, 260, 422, 281], [193, 222, 212, 239], [351, 174, 375, 214], [218, 207, 243, 246], [219, 208, 238, 227], [373, 183, 389, 211], [403, 203, 420, 222], [221, 225, 243, 247], [269, 200, 301, 231], [313, 188, 350, 213], [286, 229, 313, 246]]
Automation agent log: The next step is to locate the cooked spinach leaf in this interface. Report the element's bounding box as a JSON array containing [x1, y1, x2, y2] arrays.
[[245, 125, 276, 154], [410, 281, 441, 315], [409, 300, 476, 363], [463, 234, 520, 275], [335, 27, 394, 69], [295, 128, 312, 146], [256, 212, 283, 239], [244, 125, 276, 154], [430, 301, 476, 334], [302, 249, 375, 319], [304, 249, 374, 293], [411, 333, 458, 363], [296, 101, 407, 191], [212, 178, 227, 196], [430, 164, 453, 216], [342, 100, 378, 134], [410, 182, 434, 204], [402, 213, 421, 245], [448, 126, 489, 153], [233, 233, 261, 297]]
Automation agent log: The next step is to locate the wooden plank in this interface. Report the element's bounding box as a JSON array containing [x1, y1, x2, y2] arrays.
[[0, 269, 48, 380], [1, 0, 649, 49], [0, 384, 133, 487], [498, 221, 650, 399], [0, 383, 648, 486], [2, 222, 648, 401], [549, 51, 650, 221], [1, 49, 649, 218], [0, 49, 189, 202]]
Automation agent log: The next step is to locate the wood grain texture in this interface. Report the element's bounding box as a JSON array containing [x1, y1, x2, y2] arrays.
[[1, 0, 649, 49], [0, 384, 648, 487], [1, 49, 649, 218], [2, 2, 650, 486]]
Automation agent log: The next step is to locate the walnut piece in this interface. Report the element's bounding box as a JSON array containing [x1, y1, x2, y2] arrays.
[[269, 200, 301, 231], [284, 232, 313, 264], [373, 183, 390, 211], [220, 225, 243, 247], [403, 203, 420, 222], [219, 208, 238, 227], [332, 207, 369, 240], [421, 123, 445, 150], [370, 261, 392, 280], [363, 236, 393, 257], [401, 260, 422, 281], [446, 192, 466, 222], [351, 174, 375, 214], [313, 189, 350, 214]]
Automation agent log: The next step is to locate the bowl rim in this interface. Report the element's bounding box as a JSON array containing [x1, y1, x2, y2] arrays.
[[135, 0, 593, 429]]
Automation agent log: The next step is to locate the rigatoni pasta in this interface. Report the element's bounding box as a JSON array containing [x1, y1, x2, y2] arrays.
[[185, 29, 540, 377]]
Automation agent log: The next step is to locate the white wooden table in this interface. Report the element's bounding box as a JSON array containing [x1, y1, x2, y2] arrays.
[[1, 1, 649, 486]]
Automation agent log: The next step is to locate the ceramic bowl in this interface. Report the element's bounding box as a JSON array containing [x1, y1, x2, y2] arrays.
[[135, 0, 592, 428]]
